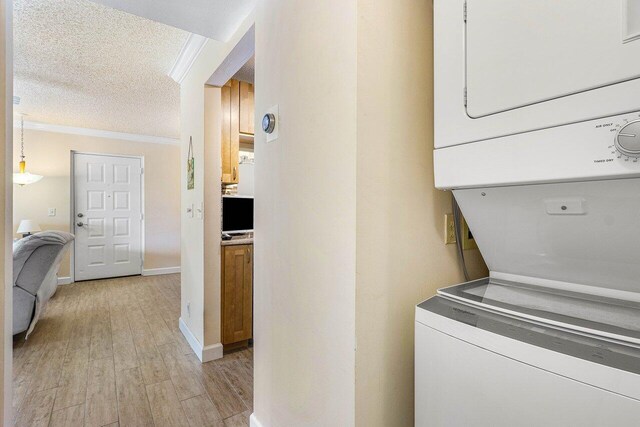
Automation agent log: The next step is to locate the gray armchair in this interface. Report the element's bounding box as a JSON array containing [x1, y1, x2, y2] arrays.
[[13, 231, 74, 337]]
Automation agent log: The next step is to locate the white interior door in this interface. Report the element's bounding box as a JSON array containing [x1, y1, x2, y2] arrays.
[[73, 153, 143, 281]]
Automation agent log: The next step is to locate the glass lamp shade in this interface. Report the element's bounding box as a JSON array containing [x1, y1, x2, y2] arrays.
[[13, 172, 43, 185], [17, 219, 41, 235]]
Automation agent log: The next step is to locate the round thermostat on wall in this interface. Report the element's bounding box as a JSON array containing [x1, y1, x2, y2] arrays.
[[262, 113, 276, 134]]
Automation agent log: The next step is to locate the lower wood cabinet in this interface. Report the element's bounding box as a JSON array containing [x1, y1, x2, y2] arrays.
[[221, 244, 253, 347]]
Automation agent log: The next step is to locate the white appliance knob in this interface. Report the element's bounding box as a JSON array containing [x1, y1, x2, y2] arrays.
[[615, 120, 640, 158]]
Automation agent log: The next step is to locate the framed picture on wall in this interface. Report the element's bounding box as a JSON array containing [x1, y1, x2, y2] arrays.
[[187, 136, 195, 190]]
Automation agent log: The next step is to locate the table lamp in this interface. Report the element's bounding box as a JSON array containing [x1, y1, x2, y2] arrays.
[[17, 220, 41, 238]]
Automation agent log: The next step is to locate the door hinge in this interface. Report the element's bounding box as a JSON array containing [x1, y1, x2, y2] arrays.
[[463, 1, 467, 22], [140, 213, 144, 220], [464, 87, 467, 106], [140, 167, 144, 175]]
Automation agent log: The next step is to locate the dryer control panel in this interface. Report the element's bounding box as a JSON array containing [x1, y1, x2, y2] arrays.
[[436, 111, 640, 189]]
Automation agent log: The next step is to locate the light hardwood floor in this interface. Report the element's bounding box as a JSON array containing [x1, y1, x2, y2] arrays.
[[12, 274, 253, 427]]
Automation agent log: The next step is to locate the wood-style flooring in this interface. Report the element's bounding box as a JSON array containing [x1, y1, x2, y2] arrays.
[[12, 274, 252, 427]]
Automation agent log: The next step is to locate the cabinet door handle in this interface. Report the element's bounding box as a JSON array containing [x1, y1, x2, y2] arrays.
[[247, 249, 251, 264], [233, 166, 237, 181]]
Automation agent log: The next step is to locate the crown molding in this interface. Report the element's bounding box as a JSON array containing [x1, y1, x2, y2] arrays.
[[14, 120, 180, 145], [169, 33, 208, 84]]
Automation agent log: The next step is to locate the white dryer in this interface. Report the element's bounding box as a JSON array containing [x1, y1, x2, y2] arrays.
[[435, 0, 640, 148], [418, 1, 640, 425]]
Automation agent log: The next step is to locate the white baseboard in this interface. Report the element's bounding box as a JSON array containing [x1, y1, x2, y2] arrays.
[[57, 277, 73, 285], [178, 317, 223, 363], [142, 266, 181, 276], [250, 413, 264, 427], [179, 317, 202, 358], [202, 343, 223, 362]]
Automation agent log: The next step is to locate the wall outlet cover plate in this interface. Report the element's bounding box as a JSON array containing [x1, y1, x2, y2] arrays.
[[445, 213, 456, 245]]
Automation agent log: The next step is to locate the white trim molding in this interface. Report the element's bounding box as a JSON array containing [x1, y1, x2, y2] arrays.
[[14, 120, 180, 145], [250, 413, 264, 427], [57, 276, 73, 285], [142, 266, 181, 276], [179, 317, 223, 363], [202, 343, 223, 362], [168, 33, 208, 84]]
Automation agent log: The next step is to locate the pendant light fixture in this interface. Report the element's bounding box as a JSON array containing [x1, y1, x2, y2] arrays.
[[13, 115, 43, 186]]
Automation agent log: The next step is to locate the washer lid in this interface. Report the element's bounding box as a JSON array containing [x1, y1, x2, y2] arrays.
[[438, 277, 640, 346], [453, 178, 640, 296], [418, 295, 640, 378]]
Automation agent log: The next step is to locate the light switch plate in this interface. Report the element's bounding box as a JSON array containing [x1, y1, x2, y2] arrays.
[[48, 208, 56, 217]]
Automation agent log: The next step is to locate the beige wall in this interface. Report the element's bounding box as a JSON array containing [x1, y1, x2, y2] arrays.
[[12, 129, 181, 278], [179, 13, 254, 349], [354, 1, 487, 425], [254, 0, 358, 425], [254, 1, 487, 426]]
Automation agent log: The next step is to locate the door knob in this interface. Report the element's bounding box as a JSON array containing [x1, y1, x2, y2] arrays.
[[76, 222, 84, 227], [77, 213, 84, 218]]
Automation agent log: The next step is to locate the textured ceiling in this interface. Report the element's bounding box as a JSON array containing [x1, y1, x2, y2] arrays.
[[14, 0, 189, 138], [87, 0, 256, 41], [233, 56, 255, 84]]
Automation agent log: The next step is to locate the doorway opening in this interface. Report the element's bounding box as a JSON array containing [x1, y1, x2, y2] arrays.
[[9, 1, 256, 425]]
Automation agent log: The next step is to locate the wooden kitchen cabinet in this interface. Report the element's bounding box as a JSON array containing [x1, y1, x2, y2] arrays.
[[221, 79, 254, 184], [239, 81, 255, 135], [221, 244, 253, 348], [221, 81, 240, 184]]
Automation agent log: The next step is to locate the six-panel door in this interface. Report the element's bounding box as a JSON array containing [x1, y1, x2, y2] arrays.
[[74, 153, 143, 281]]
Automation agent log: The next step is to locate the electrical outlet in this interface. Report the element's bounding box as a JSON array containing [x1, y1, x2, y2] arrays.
[[445, 213, 456, 244], [462, 218, 478, 250], [48, 208, 56, 217]]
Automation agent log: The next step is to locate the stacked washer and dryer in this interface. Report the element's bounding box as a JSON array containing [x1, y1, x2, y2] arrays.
[[417, 1, 640, 425]]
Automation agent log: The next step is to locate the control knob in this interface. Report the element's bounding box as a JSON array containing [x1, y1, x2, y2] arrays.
[[615, 120, 640, 158]]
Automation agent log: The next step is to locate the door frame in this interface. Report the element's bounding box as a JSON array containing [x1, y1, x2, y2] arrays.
[[69, 151, 145, 282]]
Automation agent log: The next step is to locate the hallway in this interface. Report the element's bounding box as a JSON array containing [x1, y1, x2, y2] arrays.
[[12, 274, 252, 427]]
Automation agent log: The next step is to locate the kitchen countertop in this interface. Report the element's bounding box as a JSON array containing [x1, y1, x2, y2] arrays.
[[221, 234, 253, 246]]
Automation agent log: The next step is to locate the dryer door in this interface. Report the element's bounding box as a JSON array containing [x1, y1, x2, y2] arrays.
[[434, 0, 640, 148], [466, 0, 640, 118]]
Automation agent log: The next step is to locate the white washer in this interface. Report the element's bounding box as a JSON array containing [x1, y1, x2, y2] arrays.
[[415, 290, 640, 426], [422, 1, 640, 425]]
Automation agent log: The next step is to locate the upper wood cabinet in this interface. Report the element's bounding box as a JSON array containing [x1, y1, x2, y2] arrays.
[[221, 244, 253, 346], [221, 79, 254, 184], [239, 81, 255, 136], [221, 81, 239, 184]]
